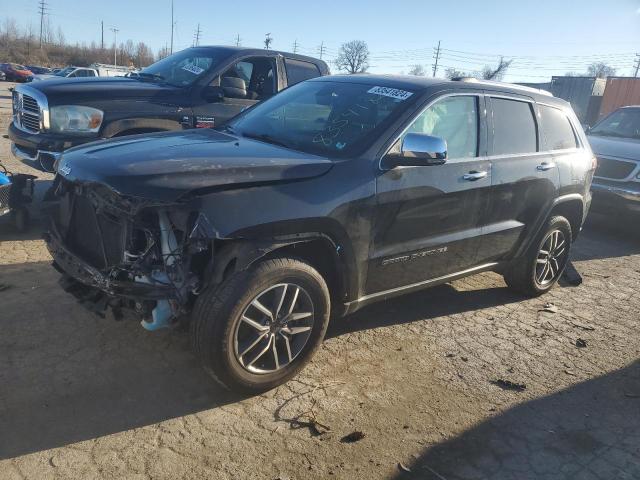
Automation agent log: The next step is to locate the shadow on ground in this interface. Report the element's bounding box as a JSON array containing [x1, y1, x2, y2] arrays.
[[392, 360, 640, 480]]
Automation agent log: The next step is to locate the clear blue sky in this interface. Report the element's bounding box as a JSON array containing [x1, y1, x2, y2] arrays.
[[2, 0, 639, 81]]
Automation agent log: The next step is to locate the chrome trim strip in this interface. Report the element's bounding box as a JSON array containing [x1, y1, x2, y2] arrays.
[[14, 83, 50, 132], [357, 262, 499, 303], [11, 143, 61, 163], [591, 183, 640, 202]]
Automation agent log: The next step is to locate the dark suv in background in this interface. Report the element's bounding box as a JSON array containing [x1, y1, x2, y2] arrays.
[[9, 46, 329, 171], [45, 75, 594, 393]]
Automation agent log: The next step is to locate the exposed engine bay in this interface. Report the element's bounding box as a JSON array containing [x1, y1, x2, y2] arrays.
[[45, 178, 217, 330]]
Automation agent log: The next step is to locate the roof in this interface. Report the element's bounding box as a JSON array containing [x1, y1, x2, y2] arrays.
[[190, 45, 329, 68], [311, 74, 568, 105]]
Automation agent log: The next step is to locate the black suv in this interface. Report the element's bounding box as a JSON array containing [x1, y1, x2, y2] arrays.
[[45, 75, 594, 393], [9, 46, 329, 171]]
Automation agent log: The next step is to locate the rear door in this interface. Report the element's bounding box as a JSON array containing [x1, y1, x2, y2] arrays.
[[368, 92, 492, 294], [478, 95, 560, 264], [283, 58, 323, 86]]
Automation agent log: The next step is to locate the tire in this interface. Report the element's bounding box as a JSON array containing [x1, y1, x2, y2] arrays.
[[504, 216, 572, 297], [190, 257, 331, 394]]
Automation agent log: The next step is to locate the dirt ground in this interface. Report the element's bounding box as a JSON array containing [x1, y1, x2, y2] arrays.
[[0, 81, 639, 480]]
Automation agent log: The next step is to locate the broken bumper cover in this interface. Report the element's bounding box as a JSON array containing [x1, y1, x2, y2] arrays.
[[591, 181, 640, 213], [45, 226, 178, 302]]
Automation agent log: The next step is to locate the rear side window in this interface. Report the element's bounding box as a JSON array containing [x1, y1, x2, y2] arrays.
[[539, 105, 578, 150], [284, 58, 321, 85], [491, 98, 537, 155]]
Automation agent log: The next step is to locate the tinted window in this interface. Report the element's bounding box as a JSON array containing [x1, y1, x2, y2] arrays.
[[491, 98, 537, 155], [539, 105, 577, 150], [590, 107, 640, 140], [404, 95, 478, 159], [85, 70, 96, 77], [284, 58, 321, 85]]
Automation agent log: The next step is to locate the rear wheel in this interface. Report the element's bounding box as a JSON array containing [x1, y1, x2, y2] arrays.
[[190, 257, 330, 394], [504, 216, 572, 297]]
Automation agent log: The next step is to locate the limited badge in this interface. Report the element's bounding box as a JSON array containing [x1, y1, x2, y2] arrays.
[[195, 116, 215, 128]]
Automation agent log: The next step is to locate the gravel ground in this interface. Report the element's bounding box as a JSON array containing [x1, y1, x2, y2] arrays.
[[0, 81, 639, 480]]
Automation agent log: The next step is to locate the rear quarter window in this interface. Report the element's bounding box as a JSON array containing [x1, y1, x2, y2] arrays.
[[284, 58, 321, 86], [491, 97, 538, 155], [539, 105, 578, 150]]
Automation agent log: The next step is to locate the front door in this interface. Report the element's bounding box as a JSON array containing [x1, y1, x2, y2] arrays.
[[367, 93, 492, 294], [192, 56, 278, 128], [477, 95, 560, 264]]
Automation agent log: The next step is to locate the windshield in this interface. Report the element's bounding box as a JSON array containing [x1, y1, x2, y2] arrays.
[[140, 48, 230, 87], [55, 67, 75, 77], [590, 108, 640, 140], [228, 80, 417, 158]]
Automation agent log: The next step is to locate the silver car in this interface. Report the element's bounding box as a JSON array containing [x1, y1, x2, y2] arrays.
[[588, 106, 640, 213]]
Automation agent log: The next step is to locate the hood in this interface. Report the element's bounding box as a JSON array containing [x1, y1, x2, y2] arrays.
[[57, 129, 333, 202], [25, 77, 181, 101], [588, 134, 640, 162]]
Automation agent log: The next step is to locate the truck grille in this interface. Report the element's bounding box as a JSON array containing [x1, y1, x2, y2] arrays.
[[594, 157, 637, 181], [13, 91, 41, 133]]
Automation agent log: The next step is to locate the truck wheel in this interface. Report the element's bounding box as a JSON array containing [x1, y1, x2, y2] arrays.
[[504, 216, 572, 297], [191, 257, 331, 394]]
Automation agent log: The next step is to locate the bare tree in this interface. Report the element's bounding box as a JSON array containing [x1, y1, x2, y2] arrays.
[[408, 64, 426, 76], [335, 40, 369, 74], [157, 45, 171, 60], [264, 33, 273, 49], [444, 67, 470, 79], [481, 57, 513, 80], [586, 62, 616, 78]]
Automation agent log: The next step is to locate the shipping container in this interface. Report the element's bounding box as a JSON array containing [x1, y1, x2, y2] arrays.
[[597, 77, 640, 121], [550, 76, 606, 125]]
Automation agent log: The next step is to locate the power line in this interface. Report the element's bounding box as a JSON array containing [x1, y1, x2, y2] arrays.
[[38, 0, 48, 48], [318, 41, 327, 59], [292, 39, 299, 53], [235, 34, 241, 47]]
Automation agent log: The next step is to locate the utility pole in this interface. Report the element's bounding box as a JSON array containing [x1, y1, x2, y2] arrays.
[[170, 0, 175, 54], [235, 34, 241, 47], [292, 39, 298, 53], [110, 27, 119, 66], [264, 33, 272, 49], [193, 23, 201, 46], [101, 21, 104, 49], [318, 41, 326, 60], [432, 40, 441, 77], [634, 53, 640, 78], [38, 0, 48, 48]]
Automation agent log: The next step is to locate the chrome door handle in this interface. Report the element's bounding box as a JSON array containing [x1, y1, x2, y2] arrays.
[[463, 171, 488, 181], [537, 162, 556, 171]]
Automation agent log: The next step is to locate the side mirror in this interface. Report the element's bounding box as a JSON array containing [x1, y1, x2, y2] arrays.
[[384, 133, 447, 168], [203, 85, 225, 103], [583, 124, 591, 134]]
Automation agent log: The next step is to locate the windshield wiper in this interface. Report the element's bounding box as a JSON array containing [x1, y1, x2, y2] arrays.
[[136, 72, 166, 83], [241, 132, 289, 148]]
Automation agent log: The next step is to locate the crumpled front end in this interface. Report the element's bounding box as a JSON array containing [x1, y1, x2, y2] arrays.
[[45, 177, 216, 329]]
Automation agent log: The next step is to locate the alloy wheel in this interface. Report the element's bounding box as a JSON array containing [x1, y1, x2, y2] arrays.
[[535, 229, 568, 287], [232, 283, 315, 374]]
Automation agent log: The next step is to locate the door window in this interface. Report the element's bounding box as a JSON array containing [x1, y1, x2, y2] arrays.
[[403, 95, 479, 159], [217, 57, 276, 100], [491, 98, 537, 155], [284, 58, 321, 85], [539, 105, 578, 150]]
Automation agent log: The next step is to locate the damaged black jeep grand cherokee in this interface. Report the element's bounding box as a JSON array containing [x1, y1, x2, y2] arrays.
[[46, 75, 594, 393]]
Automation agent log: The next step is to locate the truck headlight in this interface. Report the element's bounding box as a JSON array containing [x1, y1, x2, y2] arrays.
[[49, 105, 103, 133]]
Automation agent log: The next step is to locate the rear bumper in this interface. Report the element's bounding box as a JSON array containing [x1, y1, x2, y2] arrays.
[[591, 181, 640, 212]]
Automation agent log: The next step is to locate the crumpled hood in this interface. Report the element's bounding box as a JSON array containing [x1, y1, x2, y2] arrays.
[[57, 129, 333, 201], [588, 134, 640, 162]]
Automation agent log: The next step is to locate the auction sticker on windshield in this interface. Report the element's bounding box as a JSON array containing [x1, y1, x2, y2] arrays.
[[182, 63, 205, 75], [368, 86, 413, 101]]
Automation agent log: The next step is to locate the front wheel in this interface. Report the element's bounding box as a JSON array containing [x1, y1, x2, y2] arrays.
[[190, 257, 331, 394], [504, 216, 572, 297]]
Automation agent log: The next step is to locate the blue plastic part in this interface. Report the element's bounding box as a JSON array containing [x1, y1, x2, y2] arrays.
[[0, 172, 10, 186], [140, 300, 173, 331]]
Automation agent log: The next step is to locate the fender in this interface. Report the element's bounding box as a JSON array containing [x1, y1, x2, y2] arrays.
[[512, 193, 585, 259], [101, 118, 183, 138]]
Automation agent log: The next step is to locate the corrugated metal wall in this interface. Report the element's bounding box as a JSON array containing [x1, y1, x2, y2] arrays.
[[550, 76, 606, 124], [598, 77, 640, 120]]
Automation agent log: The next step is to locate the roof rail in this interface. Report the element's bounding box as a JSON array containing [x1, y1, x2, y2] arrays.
[[451, 77, 552, 96]]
